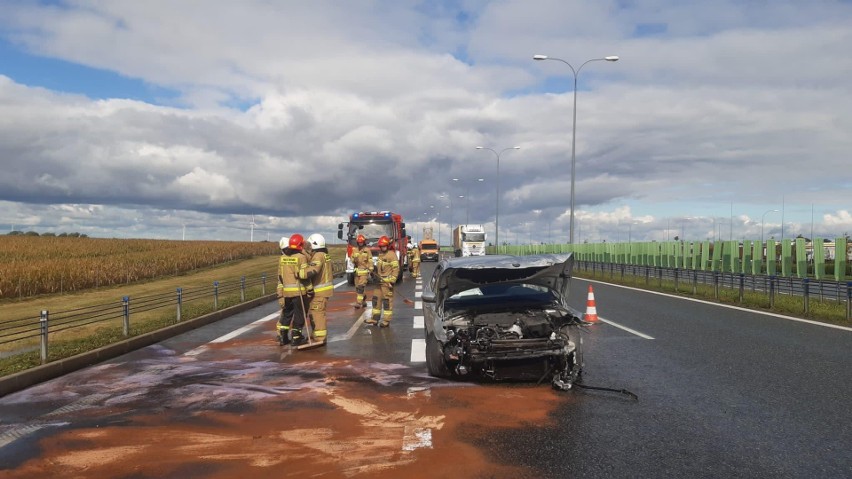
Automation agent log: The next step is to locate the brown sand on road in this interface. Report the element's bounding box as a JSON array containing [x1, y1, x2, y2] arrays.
[[6, 359, 568, 478]]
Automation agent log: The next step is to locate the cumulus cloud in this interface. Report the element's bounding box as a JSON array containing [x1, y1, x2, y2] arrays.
[[0, 0, 849, 242]]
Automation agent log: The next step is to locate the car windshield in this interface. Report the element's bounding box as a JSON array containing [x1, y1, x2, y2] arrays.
[[462, 232, 485, 242], [421, 243, 438, 251], [444, 283, 557, 310], [349, 222, 395, 244]]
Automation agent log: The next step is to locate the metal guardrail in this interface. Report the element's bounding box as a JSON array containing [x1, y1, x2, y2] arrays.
[[0, 260, 346, 364], [577, 261, 851, 320]]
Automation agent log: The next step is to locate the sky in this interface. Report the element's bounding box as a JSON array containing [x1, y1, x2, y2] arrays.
[[0, 0, 850, 245]]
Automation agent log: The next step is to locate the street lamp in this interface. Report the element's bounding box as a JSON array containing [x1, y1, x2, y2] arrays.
[[452, 177, 484, 224], [533, 53, 618, 244], [476, 146, 520, 250], [761, 209, 779, 245]]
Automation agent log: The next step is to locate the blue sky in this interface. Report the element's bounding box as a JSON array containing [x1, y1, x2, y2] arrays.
[[0, 0, 850, 243]]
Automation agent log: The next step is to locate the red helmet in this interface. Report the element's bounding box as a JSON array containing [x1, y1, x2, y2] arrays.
[[377, 236, 390, 248], [288, 233, 304, 251], [356, 234, 366, 244]]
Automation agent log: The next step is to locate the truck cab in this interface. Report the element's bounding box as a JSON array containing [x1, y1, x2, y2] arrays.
[[338, 211, 407, 285]]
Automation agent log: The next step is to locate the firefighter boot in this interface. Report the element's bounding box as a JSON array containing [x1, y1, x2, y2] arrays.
[[291, 329, 306, 346], [276, 323, 291, 345]]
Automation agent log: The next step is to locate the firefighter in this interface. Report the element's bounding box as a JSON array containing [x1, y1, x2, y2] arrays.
[[352, 234, 373, 309], [300, 233, 333, 345], [410, 241, 421, 279], [367, 235, 398, 327], [276, 234, 311, 346]]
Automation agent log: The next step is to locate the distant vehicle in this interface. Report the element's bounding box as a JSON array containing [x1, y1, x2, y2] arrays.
[[452, 224, 487, 257], [338, 211, 407, 285], [419, 238, 440, 261], [421, 253, 585, 390]]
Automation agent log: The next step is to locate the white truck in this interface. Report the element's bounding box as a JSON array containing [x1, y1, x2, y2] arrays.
[[452, 224, 487, 257]]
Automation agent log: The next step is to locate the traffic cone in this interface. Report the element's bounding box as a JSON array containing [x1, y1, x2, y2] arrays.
[[583, 285, 599, 322]]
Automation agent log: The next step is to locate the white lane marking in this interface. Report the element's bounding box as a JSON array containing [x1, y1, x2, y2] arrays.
[[584, 279, 852, 333], [184, 313, 277, 357], [415, 291, 422, 298], [597, 317, 655, 340], [187, 280, 354, 356], [410, 338, 426, 362], [402, 426, 432, 451], [330, 306, 371, 343], [416, 285, 422, 291], [414, 301, 422, 310], [413, 315, 424, 329], [406, 386, 431, 398]]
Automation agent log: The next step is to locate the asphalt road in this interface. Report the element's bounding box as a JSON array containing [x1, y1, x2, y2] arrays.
[[1, 256, 850, 478]]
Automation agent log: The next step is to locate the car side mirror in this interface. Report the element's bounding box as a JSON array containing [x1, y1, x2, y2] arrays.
[[421, 290, 436, 303]]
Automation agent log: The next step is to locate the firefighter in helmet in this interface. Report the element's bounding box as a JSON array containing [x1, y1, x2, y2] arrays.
[[352, 234, 373, 309], [300, 233, 333, 345], [276, 234, 311, 345], [366, 235, 398, 327], [409, 240, 421, 279]]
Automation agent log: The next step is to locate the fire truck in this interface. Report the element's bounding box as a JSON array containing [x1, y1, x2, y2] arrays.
[[337, 211, 408, 285]]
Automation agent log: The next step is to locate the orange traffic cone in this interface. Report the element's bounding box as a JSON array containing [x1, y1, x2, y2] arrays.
[[583, 285, 599, 322]]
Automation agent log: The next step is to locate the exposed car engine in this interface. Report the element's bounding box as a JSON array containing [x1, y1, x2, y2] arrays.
[[439, 308, 582, 390]]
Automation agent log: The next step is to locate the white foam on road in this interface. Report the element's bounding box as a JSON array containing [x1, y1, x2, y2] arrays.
[[413, 315, 424, 329], [410, 338, 426, 362]]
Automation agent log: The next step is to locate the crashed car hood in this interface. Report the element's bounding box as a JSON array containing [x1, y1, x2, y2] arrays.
[[436, 253, 573, 304]]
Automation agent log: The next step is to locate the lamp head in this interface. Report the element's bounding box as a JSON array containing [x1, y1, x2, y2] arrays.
[[476, 146, 484, 149], [533, 54, 548, 60], [605, 56, 619, 61]]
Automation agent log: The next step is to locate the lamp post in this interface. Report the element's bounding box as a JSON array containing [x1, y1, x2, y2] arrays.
[[761, 209, 779, 245], [452, 177, 484, 224], [476, 146, 520, 250], [533, 53, 618, 244]]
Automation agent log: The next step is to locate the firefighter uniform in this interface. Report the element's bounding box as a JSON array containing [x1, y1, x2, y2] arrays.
[[352, 237, 373, 308], [368, 237, 399, 327], [301, 234, 333, 344], [277, 235, 311, 345], [410, 243, 421, 279]]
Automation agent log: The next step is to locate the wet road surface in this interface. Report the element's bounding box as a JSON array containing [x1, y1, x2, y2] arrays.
[[1, 259, 850, 478]]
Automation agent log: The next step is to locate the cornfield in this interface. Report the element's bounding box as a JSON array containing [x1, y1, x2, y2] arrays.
[[0, 236, 279, 300]]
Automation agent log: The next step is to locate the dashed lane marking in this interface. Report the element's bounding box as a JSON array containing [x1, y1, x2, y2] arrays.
[[410, 338, 426, 362], [401, 426, 432, 451], [413, 316, 424, 329], [414, 301, 422, 310], [415, 291, 422, 298]]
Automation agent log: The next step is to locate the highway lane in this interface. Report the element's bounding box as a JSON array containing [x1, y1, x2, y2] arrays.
[[1, 257, 850, 478]]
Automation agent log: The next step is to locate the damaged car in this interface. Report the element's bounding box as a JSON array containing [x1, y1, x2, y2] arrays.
[[421, 253, 586, 391]]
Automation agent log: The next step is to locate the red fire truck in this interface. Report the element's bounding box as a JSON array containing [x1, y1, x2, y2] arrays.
[[337, 211, 408, 285]]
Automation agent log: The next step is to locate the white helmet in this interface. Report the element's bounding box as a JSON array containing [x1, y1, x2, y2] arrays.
[[307, 233, 326, 249], [278, 236, 288, 250]]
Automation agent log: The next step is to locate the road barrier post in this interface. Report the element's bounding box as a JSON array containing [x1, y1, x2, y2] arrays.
[[262, 273, 267, 296], [213, 281, 219, 310], [714, 272, 720, 299], [692, 270, 698, 295], [39, 310, 49, 364], [176, 288, 183, 322], [122, 296, 130, 336], [847, 282, 851, 320], [645, 266, 649, 285], [803, 278, 810, 314], [240, 276, 246, 302], [738, 274, 745, 303], [674, 268, 679, 292], [769, 276, 776, 309]]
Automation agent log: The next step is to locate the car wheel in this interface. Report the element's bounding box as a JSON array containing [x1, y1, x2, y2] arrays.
[[425, 331, 451, 378], [347, 272, 355, 286]]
